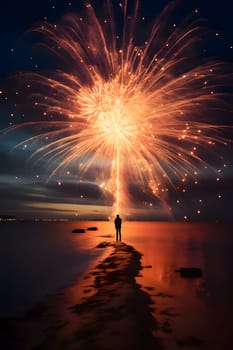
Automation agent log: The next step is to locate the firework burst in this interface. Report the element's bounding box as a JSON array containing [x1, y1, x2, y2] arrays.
[[12, 1, 232, 217]]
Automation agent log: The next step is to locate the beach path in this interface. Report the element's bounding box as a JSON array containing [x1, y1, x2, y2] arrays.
[[3, 242, 163, 349]]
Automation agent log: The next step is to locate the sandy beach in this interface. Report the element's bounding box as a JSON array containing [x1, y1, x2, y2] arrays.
[[2, 241, 164, 350]]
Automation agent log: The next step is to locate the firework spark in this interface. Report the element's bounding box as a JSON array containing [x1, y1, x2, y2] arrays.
[[12, 1, 231, 217]]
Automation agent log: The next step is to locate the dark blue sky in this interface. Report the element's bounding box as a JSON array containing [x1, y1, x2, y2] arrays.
[[0, 0, 232, 221], [0, 0, 233, 78]]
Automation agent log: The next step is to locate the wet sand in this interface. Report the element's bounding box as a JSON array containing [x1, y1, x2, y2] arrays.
[[1, 241, 163, 350]]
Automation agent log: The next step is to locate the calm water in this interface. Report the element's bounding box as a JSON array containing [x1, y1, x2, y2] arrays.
[[0, 221, 113, 316], [1, 221, 233, 348]]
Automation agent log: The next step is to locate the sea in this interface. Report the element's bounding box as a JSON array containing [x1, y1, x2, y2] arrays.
[[1, 221, 233, 348]]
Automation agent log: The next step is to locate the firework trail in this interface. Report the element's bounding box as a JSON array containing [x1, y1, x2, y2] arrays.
[[13, 0, 231, 216]]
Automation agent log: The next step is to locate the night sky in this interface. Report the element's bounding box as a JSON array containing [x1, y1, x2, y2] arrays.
[[0, 0, 232, 221]]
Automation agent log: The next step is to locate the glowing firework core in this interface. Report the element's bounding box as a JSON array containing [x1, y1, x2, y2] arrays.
[[78, 74, 151, 213]]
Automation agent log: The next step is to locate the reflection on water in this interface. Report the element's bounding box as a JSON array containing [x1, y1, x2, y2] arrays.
[[123, 222, 233, 349], [1, 221, 233, 348]]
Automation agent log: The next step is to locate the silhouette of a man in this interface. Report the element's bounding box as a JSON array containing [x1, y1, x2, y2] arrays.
[[114, 214, 122, 241]]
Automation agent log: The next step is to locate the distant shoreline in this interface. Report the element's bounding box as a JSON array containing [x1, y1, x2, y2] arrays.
[[1, 217, 232, 223]]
